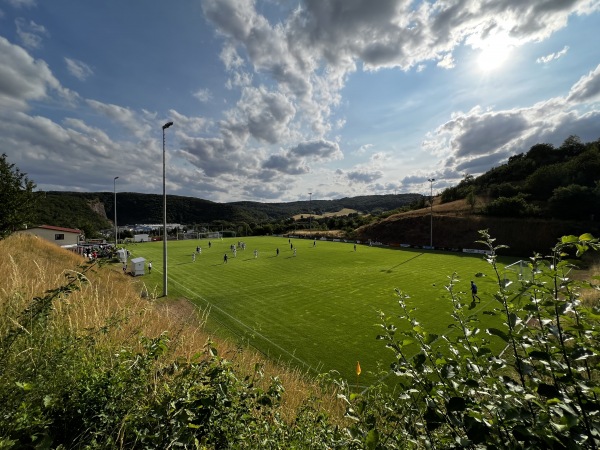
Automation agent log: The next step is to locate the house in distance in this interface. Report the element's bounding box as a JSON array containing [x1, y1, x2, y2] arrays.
[[18, 225, 83, 249]]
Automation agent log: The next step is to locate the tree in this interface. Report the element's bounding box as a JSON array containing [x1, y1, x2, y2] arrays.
[[0, 154, 37, 238], [466, 187, 477, 211], [483, 194, 539, 217], [548, 184, 599, 220]]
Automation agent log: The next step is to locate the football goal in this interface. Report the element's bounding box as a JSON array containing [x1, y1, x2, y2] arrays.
[[177, 232, 200, 240], [502, 260, 534, 287], [199, 232, 222, 239]]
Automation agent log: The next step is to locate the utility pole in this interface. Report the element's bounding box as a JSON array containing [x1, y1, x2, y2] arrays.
[[113, 176, 119, 248], [162, 121, 173, 297], [428, 178, 435, 248], [309, 192, 312, 233]]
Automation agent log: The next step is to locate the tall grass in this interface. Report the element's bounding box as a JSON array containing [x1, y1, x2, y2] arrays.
[[0, 234, 344, 441]]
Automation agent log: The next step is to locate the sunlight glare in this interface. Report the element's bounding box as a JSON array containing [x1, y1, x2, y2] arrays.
[[476, 35, 514, 72]]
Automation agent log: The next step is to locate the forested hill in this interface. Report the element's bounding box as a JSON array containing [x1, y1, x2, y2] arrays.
[[33, 191, 421, 233], [440, 135, 600, 220]]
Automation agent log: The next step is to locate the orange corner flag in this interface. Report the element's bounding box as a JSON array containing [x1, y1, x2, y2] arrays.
[[356, 361, 362, 376]]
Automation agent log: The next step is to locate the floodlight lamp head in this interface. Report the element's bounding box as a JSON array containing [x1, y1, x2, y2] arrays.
[[162, 121, 174, 130], [114, 176, 119, 180]]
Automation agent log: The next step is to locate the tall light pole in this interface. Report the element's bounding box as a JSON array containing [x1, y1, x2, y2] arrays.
[[308, 192, 312, 233], [428, 178, 435, 248], [113, 176, 119, 248], [162, 121, 173, 297]]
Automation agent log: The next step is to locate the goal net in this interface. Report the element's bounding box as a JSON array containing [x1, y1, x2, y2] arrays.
[[502, 260, 534, 287], [199, 232, 222, 239], [177, 232, 200, 240]]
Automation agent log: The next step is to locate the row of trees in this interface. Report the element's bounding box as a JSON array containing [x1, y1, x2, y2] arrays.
[[176, 213, 376, 238]]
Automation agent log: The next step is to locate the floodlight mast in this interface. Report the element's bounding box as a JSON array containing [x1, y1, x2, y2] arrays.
[[309, 192, 312, 233], [162, 121, 173, 297], [113, 176, 119, 248], [428, 178, 435, 248]]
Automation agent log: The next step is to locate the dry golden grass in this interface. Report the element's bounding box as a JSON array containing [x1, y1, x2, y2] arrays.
[[572, 254, 600, 308], [0, 233, 345, 423], [395, 196, 476, 217], [291, 208, 358, 221], [292, 229, 346, 238]]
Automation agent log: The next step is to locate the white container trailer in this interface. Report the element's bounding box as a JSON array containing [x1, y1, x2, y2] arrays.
[[130, 257, 146, 276], [116, 248, 128, 263]]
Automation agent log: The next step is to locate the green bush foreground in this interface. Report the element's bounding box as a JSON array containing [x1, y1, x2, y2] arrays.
[[1, 231, 599, 449]]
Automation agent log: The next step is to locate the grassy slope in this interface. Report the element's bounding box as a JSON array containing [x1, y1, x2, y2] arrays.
[[356, 198, 600, 256], [0, 234, 338, 420], [126, 236, 512, 384]]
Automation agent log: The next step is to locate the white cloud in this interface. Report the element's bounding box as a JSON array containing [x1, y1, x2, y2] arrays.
[[0, 36, 68, 110], [346, 169, 384, 184], [6, 0, 36, 8], [3, 0, 600, 202], [225, 71, 253, 90], [290, 139, 343, 160], [86, 99, 151, 139], [199, 0, 600, 198], [263, 152, 310, 175], [536, 45, 569, 64], [423, 63, 600, 184], [241, 181, 294, 200], [219, 43, 244, 70], [192, 88, 212, 103], [234, 85, 297, 144], [259, 139, 342, 176], [566, 64, 600, 103], [15, 17, 48, 49], [355, 143, 374, 154], [65, 57, 93, 81], [437, 53, 455, 69], [167, 109, 210, 134]]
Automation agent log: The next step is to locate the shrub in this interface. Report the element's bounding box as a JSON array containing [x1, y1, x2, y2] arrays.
[[548, 184, 599, 220], [487, 182, 520, 198], [483, 194, 540, 217], [341, 230, 600, 449]]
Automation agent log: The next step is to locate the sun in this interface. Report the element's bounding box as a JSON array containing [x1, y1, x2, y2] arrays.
[[476, 34, 514, 72]]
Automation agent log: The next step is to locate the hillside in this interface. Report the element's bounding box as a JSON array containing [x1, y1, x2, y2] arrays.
[[356, 136, 600, 256], [0, 233, 345, 447], [33, 191, 421, 231], [356, 197, 600, 256]]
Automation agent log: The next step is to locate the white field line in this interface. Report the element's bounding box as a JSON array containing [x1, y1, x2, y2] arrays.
[[158, 269, 318, 374]]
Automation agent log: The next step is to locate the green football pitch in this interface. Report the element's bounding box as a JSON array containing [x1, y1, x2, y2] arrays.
[[125, 236, 515, 385]]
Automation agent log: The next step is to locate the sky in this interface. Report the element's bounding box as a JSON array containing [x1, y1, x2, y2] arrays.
[[1, 0, 599, 204]]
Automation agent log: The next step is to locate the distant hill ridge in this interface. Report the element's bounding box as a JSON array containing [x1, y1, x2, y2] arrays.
[[31, 135, 600, 246], [33, 191, 421, 232]]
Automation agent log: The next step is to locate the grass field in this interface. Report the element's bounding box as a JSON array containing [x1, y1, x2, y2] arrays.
[[125, 236, 513, 385]]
